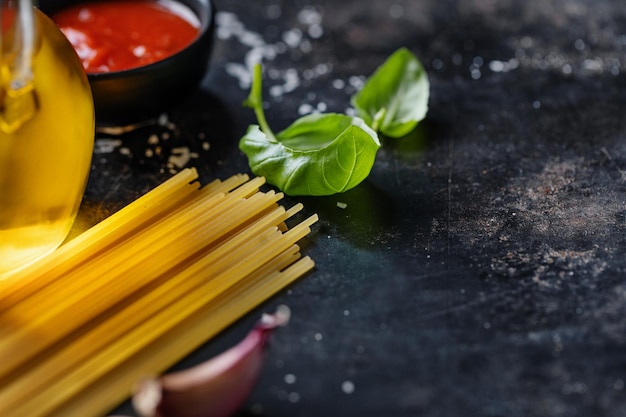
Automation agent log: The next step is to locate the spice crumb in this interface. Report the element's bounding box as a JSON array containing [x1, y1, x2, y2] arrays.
[[147, 134, 159, 145]]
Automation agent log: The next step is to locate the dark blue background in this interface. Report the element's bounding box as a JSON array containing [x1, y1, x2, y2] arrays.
[[80, 0, 626, 416]]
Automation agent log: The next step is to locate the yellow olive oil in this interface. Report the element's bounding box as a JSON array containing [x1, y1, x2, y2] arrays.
[[0, 10, 94, 277]]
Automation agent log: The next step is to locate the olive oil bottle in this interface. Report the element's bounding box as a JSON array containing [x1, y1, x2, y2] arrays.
[[0, 1, 94, 277]]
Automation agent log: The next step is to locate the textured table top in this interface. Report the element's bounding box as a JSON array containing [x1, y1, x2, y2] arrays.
[[93, 0, 626, 416]]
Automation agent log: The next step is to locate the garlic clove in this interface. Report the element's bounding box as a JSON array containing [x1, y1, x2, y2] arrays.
[[132, 305, 291, 417]]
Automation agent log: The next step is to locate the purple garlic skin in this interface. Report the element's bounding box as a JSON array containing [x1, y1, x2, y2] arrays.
[[132, 305, 291, 417]]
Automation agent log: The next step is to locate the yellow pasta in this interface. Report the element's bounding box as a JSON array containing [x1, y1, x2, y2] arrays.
[[0, 168, 317, 417], [0, 168, 205, 304]]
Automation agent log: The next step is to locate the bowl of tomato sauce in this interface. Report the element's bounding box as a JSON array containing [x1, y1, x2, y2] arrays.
[[39, 0, 215, 125]]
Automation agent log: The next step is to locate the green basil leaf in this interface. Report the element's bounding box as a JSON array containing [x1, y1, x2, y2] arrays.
[[239, 113, 381, 196], [351, 47, 429, 138]]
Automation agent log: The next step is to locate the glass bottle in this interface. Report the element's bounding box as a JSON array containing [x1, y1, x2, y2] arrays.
[[0, 0, 94, 277]]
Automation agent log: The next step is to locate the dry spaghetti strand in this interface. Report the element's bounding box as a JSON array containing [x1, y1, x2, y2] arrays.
[[0, 168, 204, 304], [0, 186, 283, 380], [0, 171, 317, 417]]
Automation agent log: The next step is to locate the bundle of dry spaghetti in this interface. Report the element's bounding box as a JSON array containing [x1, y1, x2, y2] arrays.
[[0, 168, 317, 417]]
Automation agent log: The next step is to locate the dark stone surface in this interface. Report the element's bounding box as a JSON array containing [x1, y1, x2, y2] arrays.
[[94, 0, 626, 416]]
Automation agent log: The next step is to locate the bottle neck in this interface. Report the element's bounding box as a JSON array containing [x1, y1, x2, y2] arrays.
[[0, 0, 37, 133], [12, 0, 34, 90]]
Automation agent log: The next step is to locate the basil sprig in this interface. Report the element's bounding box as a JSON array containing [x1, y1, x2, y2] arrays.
[[352, 47, 430, 138], [239, 64, 381, 196], [239, 48, 429, 196]]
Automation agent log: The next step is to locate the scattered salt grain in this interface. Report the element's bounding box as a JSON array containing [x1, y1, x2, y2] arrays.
[[217, 10, 327, 96], [225, 63, 253, 89], [341, 380, 355, 394], [298, 103, 314, 115], [308, 25, 323, 39], [269, 68, 300, 97], [336, 201, 347, 209], [299, 39, 313, 53], [432, 58, 444, 71], [265, 4, 281, 19], [348, 75, 365, 90], [344, 107, 357, 117], [332, 79, 345, 89], [282, 28, 303, 48], [313, 63, 331, 75], [297, 7, 322, 26], [94, 138, 122, 154], [574, 38, 585, 51], [488, 58, 519, 73], [389, 4, 403, 18]]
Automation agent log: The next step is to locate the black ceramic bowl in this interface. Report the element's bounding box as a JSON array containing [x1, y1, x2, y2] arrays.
[[39, 0, 215, 125]]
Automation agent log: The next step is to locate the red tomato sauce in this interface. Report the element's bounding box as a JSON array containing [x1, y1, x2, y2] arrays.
[[51, 0, 200, 73]]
